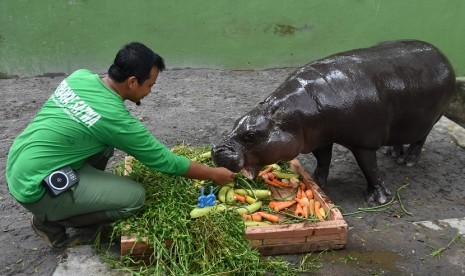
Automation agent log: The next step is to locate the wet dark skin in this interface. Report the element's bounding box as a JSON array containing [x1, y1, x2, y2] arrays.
[[212, 40, 457, 204], [103, 67, 236, 185]]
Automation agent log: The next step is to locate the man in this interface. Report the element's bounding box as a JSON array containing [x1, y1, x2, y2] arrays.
[[5, 42, 236, 248]]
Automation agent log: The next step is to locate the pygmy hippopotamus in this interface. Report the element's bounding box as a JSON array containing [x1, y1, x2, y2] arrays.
[[211, 39, 457, 204]]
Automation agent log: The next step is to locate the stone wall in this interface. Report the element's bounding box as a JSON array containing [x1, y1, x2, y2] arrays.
[[446, 81, 465, 127]]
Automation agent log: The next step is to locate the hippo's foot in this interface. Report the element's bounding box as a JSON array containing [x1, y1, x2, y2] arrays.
[[381, 145, 404, 158], [365, 185, 391, 205], [396, 143, 423, 166], [396, 153, 420, 167], [382, 145, 420, 167]]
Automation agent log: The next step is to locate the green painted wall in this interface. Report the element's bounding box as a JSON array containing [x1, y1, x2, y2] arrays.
[[1, 0, 464, 77]]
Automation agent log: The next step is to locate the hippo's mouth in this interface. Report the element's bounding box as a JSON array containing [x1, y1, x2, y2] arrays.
[[239, 165, 263, 180], [211, 144, 244, 173], [212, 143, 266, 180], [240, 168, 254, 179], [212, 143, 265, 180]]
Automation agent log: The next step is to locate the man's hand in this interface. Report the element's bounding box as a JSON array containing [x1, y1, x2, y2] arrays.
[[184, 162, 236, 185], [210, 167, 236, 185]]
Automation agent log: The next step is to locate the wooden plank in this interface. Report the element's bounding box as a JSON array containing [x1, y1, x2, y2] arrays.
[[245, 223, 316, 239], [261, 233, 346, 247], [120, 235, 153, 259], [245, 220, 346, 239], [314, 221, 348, 235], [248, 239, 263, 247], [262, 235, 307, 245], [307, 231, 348, 242]]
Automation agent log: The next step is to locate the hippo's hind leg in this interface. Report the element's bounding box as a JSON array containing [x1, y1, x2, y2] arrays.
[[350, 148, 391, 204], [396, 135, 428, 167], [381, 145, 404, 158], [312, 144, 334, 187]]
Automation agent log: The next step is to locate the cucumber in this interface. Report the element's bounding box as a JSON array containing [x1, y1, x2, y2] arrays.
[[273, 171, 299, 179], [234, 201, 263, 215], [190, 204, 228, 218], [225, 187, 237, 204], [234, 189, 271, 199], [218, 183, 234, 203], [245, 195, 256, 204]]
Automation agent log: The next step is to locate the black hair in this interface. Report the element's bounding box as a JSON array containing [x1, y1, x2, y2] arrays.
[[108, 42, 165, 84]]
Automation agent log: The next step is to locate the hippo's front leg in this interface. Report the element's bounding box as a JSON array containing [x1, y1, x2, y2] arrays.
[[312, 144, 334, 187], [350, 148, 391, 204]]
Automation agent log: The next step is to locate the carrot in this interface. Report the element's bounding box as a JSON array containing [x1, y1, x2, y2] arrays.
[[296, 197, 309, 218], [302, 205, 309, 218], [314, 201, 325, 221], [305, 190, 313, 199], [296, 187, 303, 199], [235, 193, 246, 202], [273, 200, 296, 211], [309, 199, 315, 216], [294, 203, 304, 217], [258, 167, 273, 177], [267, 172, 277, 180], [271, 179, 293, 188], [295, 197, 309, 207], [242, 213, 262, 222], [263, 178, 293, 188], [263, 178, 282, 188], [253, 213, 263, 222], [314, 200, 321, 211], [316, 208, 325, 222], [256, 212, 279, 223], [300, 183, 306, 190], [270, 200, 291, 208], [268, 201, 281, 208], [261, 172, 293, 188]]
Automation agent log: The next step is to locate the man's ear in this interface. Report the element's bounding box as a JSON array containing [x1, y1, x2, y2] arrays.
[[127, 76, 138, 90]]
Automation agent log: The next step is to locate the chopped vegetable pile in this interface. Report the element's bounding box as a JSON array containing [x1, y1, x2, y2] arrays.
[[99, 145, 326, 275], [189, 161, 330, 225]]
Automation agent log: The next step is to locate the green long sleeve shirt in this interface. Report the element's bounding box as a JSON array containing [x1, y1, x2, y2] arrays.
[[6, 69, 190, 203]]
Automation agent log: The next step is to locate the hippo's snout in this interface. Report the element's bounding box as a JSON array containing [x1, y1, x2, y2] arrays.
[[211, 144, 244, 173], [211, 144, 235, 156]]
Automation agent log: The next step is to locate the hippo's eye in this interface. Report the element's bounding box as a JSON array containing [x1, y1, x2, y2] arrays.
[[243, 131, 255, 142]]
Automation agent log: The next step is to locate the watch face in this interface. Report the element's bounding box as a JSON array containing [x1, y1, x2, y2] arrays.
[[49, 172, 69, 190]]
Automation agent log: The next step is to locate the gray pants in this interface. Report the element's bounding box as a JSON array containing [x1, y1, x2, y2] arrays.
[[21, 149, 145, 226]]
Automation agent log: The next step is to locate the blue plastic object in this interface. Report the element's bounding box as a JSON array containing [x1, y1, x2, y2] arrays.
[[197, 186, 216, 208]]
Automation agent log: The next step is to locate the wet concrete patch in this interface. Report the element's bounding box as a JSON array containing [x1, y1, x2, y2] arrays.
[[53, 246, 125, 276], [413, 217, 465, 235], [322, 248, 403, 274]]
